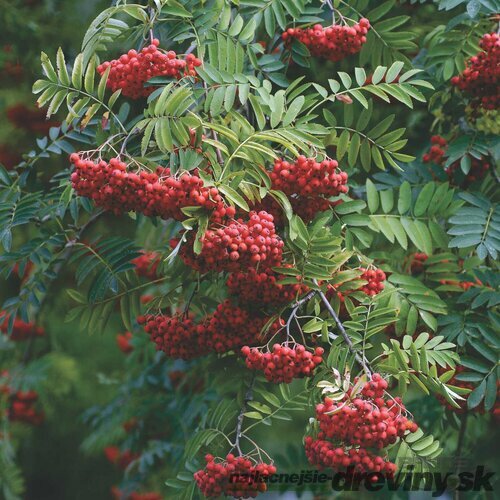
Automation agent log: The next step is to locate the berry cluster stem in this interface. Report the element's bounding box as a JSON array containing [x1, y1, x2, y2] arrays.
[[286, 290, 317, 341]]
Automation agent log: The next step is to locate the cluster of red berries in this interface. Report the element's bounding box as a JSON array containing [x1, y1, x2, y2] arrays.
[[227, 267, 307, 307], [194, 453, 276, 498], [291, 197, 341, 223], [253, 156, 348, 224], [282, 20, 370, 62], [70, 154, 230, 221], [132, 251, 161, 280], [116, 332, 133, 354], [423, 136, 490, 184], [111, 487, 162, 500], [104, 446, 139, 470], [174, 211, 283, 272], [6, 104, 58, 134], [0, 313, 45, 341], [449, 155, 491, 183], [451, 33, 499, 110], [139, 313, 209, 360], [6, 390, 44, 425], [207, 301, 273, 353], [304, 437, 397, 478], [359, 268, 386, 296], [270, 157, 348, 198], [138, 301, 271, 360], [241, 344, 324, 383], [316, 375, 418, 449], [97, 39, 202, 99], [409, 253, 428, 275], [423, 135, 447, 164], [306, 374, 418, 478]]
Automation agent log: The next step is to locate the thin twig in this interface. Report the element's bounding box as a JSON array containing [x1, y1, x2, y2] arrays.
[[183, 284, 197, 318], [234, 373, 256, 456], [184, 43, 196, 56], [315, 282, 372, 378], [286, 290, 316, 341], [148, 6, 155, 43], [119, 127, 140, 156], [211, 128, 225, 167]]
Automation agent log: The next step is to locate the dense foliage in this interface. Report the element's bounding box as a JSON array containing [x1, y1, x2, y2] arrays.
[[0, 0, 498, 498]]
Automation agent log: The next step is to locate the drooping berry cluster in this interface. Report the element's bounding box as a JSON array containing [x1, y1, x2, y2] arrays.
[[7, 390, 44, 425], [316, 376, 418, 449], [138, 301, 272, 360], [253, 156, 348, 224], [104, 446, 139, 470], [194, 453, 276, 498], [132, 251, 161, 280], [423, 135, 490, 184], [116, 332, 133, 354], [97, 39, 202, 99], [270, 157, 348, 198], [138, 314, 209, 360], [304, 437, 397, 478], [306, 374, 418, 478], [0, 312, 45, 341], [206, 301, 272, 353], [451, 33, 499, 110], [241, 344, 324, 383], [70, 154, 230, 221], [174, 211, 283, 272], [282, 20, 370, 62], [359, 268, 386, 296], [227, 267, 307, 307]]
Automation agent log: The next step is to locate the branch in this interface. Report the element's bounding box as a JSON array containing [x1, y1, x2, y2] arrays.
[[286, 290, 316, 340], [234, 373, 256, 456], [315, 282, 373, 378], [119, 127, 140, 156]]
